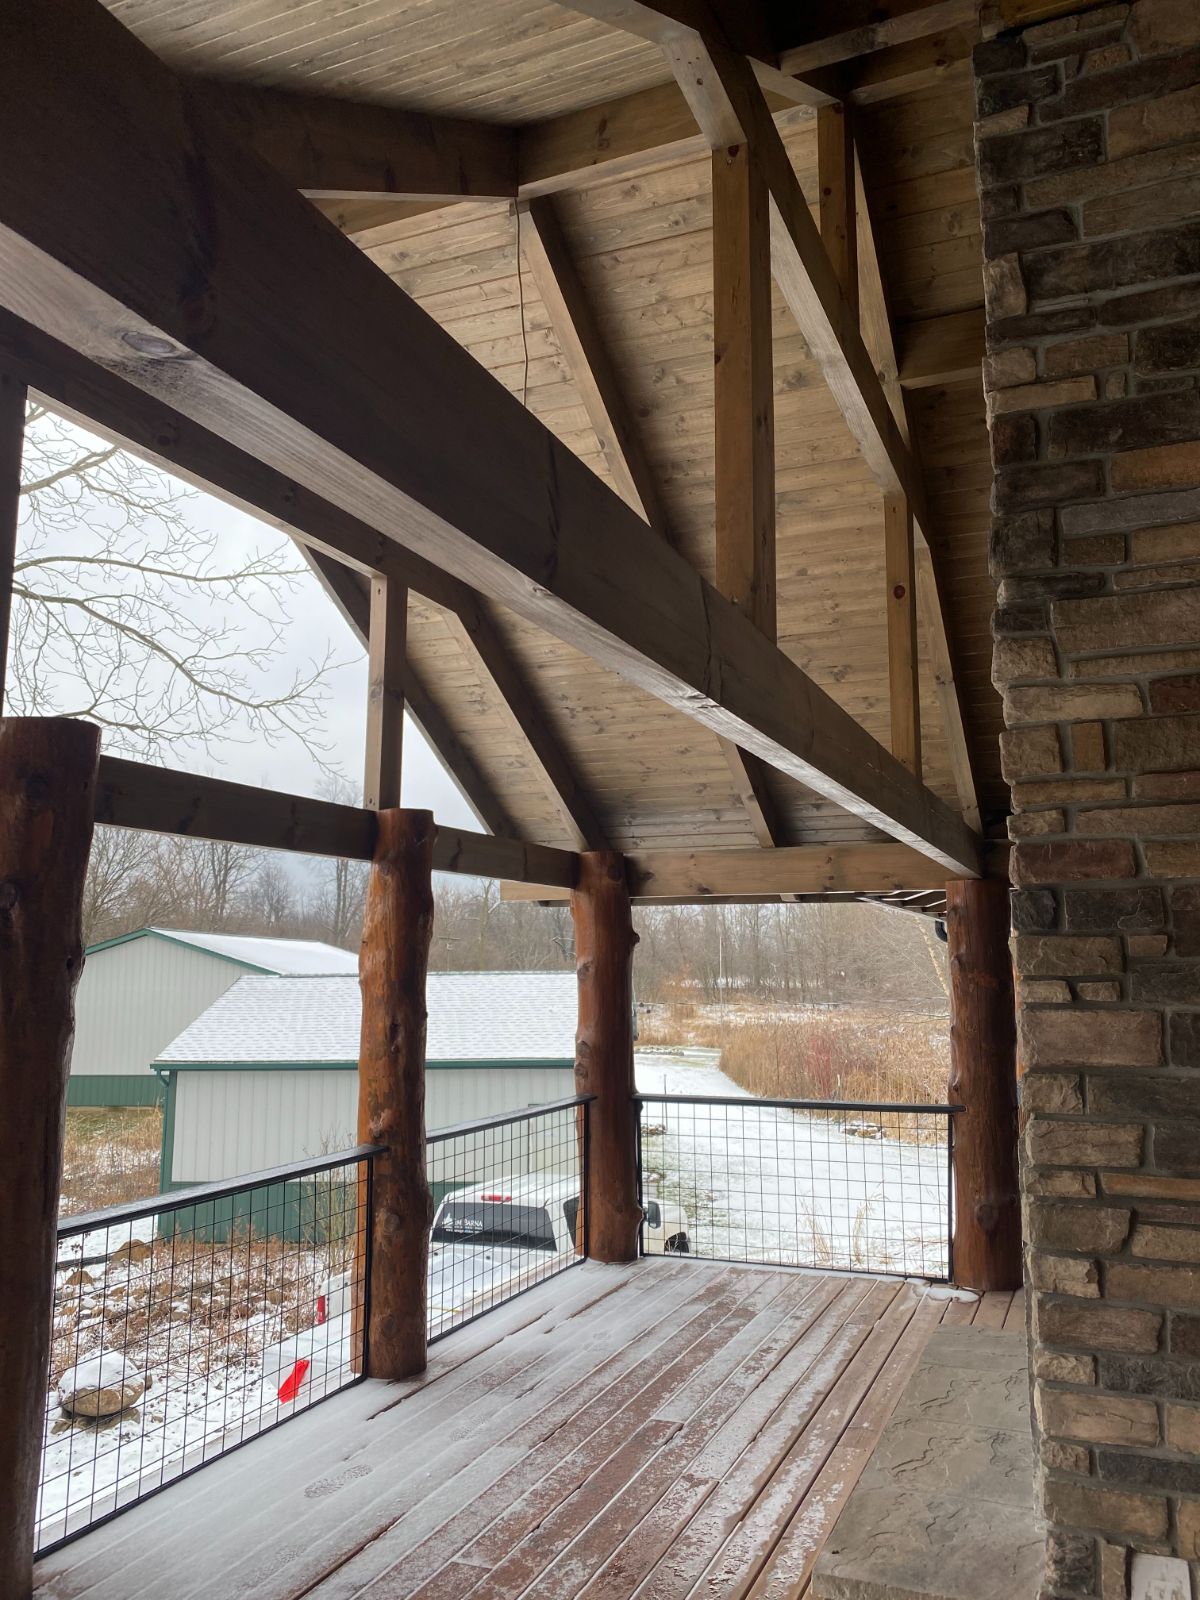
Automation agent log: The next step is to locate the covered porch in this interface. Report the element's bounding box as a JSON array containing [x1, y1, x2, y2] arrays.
[[32, 1259, 1025, 1600]]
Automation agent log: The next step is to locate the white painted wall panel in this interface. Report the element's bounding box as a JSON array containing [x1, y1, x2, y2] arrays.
[[72, 939, 244, 1079], [171, 1066, 576, 1183]]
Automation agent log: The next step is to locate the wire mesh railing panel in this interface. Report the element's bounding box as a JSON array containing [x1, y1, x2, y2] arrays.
[[637, 1095, 955, 1281], [38, 1147, 377, 1557], [426, 1096, 591, 1343]]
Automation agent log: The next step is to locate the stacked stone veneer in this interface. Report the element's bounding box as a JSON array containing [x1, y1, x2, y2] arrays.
[[976, 0, 1200, 1594]]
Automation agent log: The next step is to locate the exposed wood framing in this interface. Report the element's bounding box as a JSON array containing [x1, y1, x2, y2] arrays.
[[363, 572, 407, 811], [779, 0, 980, 73], [0, 370, 24, 708], [507, 840, 963, 902], [443, 598, 610, 852], [897, 308, 985, 390], [712, 140, 775, 641], [302, 547, 516, 838], [853, 162, 982, 830], [885, 492, 922, 779], [202, 81, 518, 203], [517, 197, 669, 537], [0, 1, 980, 876], [817, 104, 857, 324], [93, 755, 580, 887]]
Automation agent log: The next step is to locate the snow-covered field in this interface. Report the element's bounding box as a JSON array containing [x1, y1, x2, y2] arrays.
[[635, 1047, 951, 1279]]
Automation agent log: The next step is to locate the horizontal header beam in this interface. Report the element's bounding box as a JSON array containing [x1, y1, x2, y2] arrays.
[[504, 841, 963, 902], [94, 756, 579, 887]]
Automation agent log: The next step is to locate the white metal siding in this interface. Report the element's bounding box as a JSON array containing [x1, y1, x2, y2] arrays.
[[170, 1066, 576, 1183], [71, 939, 246, 1080]]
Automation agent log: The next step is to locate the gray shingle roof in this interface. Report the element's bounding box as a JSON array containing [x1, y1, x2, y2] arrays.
[[156, 971, 578, 1066]]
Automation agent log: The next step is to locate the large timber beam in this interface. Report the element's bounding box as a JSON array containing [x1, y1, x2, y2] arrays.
[[779, 0, 980, 74], [201, 81, 518, 203], [0, 371, 24, 709], [506, 840, 964, 902], [93, 755, 580, 887], [0, 0, 980, 878]]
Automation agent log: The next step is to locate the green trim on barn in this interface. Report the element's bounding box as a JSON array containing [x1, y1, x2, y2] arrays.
[[85, 927, 275, 972], [157, 1174, 357, 1244], [159, 1071, 177, 1191], [67, 1073, 164, 1108]]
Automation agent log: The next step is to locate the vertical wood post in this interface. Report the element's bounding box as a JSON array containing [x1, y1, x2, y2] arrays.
[[357, 807, 435, 1380], [363, 572, 407, 812], [817, 104, 858, 323], [571, 851, 640, 1264], [0, 373, 27, 709], [946, 877, 1021, 1292], [0, 716, 99, 1599], [885, 492, 921, 779]]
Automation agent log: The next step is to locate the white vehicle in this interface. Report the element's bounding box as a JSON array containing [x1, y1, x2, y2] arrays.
[[642, 1195, 691, 1255], [428, 1176, 581, 1337]]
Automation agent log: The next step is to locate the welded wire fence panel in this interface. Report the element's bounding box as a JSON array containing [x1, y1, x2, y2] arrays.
[[637, 1095, 955, 1280], [38, 1147, 378, 1557], [427, 1096, 592, 1343]]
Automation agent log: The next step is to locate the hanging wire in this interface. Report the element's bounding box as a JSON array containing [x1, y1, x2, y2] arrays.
[[514, 203, 530, 409]]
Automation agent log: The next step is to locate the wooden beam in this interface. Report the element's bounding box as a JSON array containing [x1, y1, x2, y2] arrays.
[[817, 104, 858, 325], [0, 371, 24, 709], [854, 153, 983, 831], [712, 140, 775, 640], [443, 597, 610, 852], [946, 877, 1021, 1293], [898, 308, 985, 391], [885, 492, 921, 779], [202, 80, 517, 203], [518, 197, 669, 537], [301, 547, 519, 838], [506, 840, 962, 901], [358, 807, 434, 1379], [363, 573, 407, 811], [779, 0, 980, 74], [572, 851, 641, 1263], [0, 716, 99, 1600], [93, 755, 580, 886], [0, 1, 980, 877]]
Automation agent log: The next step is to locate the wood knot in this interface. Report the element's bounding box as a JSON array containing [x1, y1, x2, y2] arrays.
[[22, 772, 50, 806], [0, 879, 19, 913]]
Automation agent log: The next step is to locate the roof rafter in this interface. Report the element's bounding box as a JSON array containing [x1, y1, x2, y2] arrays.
[[0, 0, 980, 878]]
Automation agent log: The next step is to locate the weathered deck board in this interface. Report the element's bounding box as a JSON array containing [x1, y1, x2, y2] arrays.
[[34, 1261, 1008, 1600]]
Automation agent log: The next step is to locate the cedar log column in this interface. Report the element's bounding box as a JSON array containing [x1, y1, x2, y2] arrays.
[[0, 718, 99, 1599], [946, 877, 1021, 1292], [571, 851, 641, 1263], [357, 807, 435, 1380]]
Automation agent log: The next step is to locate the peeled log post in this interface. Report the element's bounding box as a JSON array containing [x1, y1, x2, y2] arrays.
[[0, 717, 99, 1600], [357, 808, 435, 1380], [946, 877, 1021, 1293], [571, 851, 641, 1264]]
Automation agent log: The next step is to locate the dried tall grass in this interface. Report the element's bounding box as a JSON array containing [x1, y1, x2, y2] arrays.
[[60, 1108, 162, 1217]]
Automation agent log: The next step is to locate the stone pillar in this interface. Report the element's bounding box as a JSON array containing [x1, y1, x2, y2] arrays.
[[977, 3, 1200, 1593]]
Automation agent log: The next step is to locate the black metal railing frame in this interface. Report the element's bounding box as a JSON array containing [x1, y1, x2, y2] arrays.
[[634, 1092, 962, 1283], [425, 1094, 595, 1345], [41, 1144, 383, 1559]]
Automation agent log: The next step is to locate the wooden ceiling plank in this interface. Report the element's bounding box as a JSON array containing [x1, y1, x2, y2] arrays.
[[363, 571, 407, 811], [0, 0, 980, 877], [201, 80, 518, 203], [518, 195, 669, 537]]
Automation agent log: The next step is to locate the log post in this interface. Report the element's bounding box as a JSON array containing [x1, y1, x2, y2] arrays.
[[0, 717, 99, 1599], [0, 372, 26, 709], [946, 877, 1021, 1292], [571, 850, 640, 1264], [357, 807, 435, 1380]]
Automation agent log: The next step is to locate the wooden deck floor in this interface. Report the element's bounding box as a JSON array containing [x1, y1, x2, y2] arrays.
[[34, 1260, 1024, 1600]]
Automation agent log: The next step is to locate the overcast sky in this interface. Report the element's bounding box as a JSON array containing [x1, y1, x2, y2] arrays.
[[12, 411, 479, 831]]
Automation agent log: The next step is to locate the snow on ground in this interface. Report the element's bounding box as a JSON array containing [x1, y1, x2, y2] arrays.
[[636, 1047, 951, 1280]]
